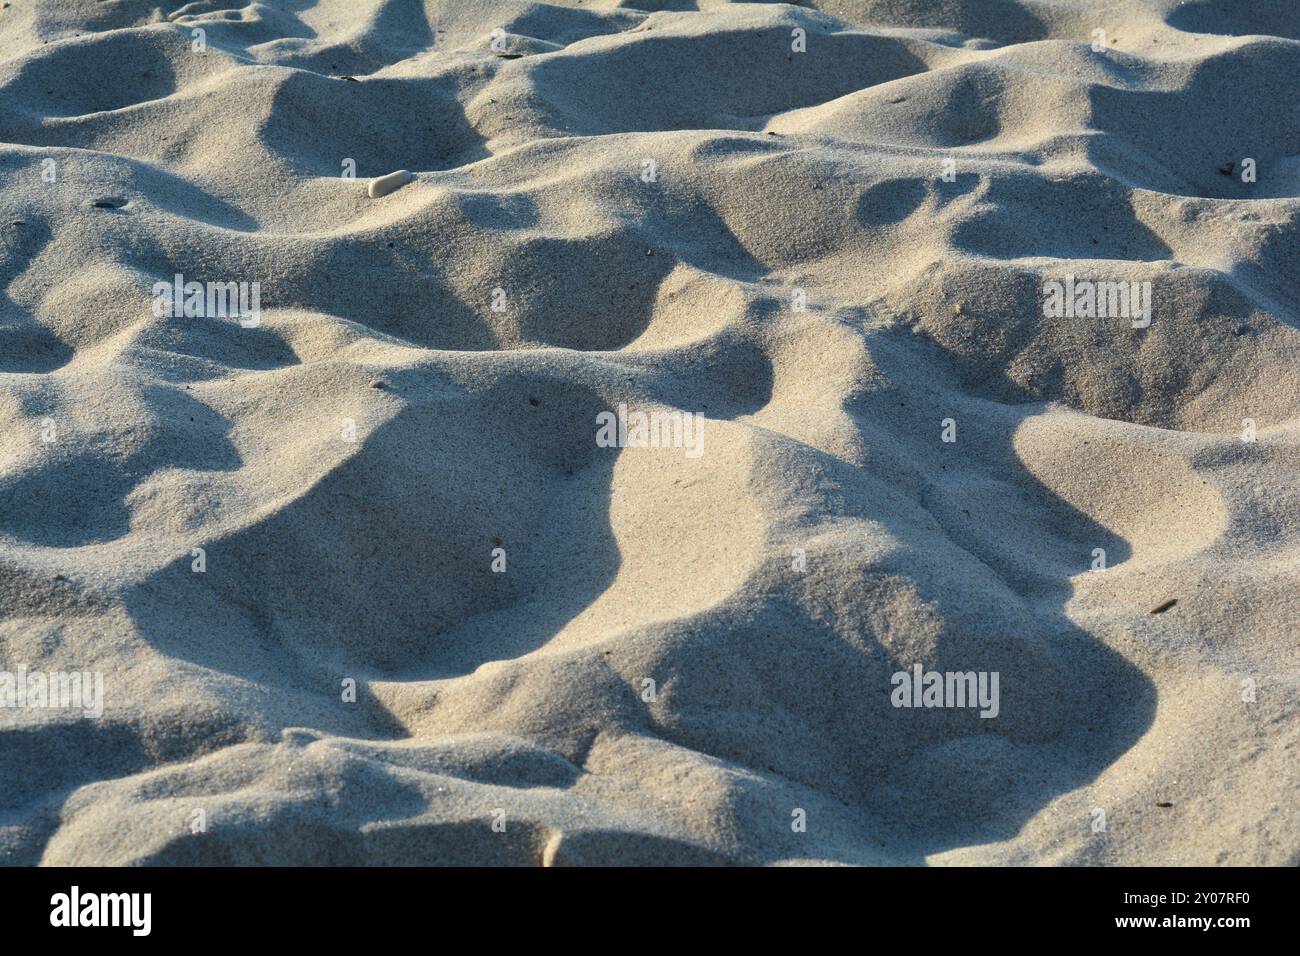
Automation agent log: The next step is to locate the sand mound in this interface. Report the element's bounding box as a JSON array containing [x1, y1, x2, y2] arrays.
[[0, 0, 1295, 866]]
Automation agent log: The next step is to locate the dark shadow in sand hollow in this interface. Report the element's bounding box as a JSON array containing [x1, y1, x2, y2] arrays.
[[633, 328, 1155, 864], [0, 384, 242, 548], [263, 73, 489, 178], [120, 375, 619, 690], [847, 389, 1156, 859], [0, 217, 72, 374]]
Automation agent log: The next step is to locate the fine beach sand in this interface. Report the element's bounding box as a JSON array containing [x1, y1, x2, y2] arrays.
[[0, 0, 1296, 865]]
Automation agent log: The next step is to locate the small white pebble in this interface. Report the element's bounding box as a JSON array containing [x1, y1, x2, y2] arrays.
[[368, 169, 414, 199]]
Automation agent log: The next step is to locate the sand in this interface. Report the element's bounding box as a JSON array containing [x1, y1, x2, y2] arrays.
[[0, 0, 1296, 866]]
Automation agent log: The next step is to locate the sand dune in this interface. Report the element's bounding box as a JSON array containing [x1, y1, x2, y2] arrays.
[[0, 0, 1296, 865]]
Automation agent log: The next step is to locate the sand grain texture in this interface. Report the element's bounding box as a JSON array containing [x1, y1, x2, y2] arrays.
[[0, 0, 1296, 866]]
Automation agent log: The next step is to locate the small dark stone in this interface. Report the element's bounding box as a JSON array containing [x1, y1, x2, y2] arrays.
[[528, 397, 540, 407], [369, 380, 385, 390], [1150, 598, 1177, 615], [1218, 161, 1236, 176], [1155, 802, 1173, 808]]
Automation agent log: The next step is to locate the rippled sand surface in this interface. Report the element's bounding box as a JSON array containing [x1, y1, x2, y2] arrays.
[[0, 0, 1296, 865]]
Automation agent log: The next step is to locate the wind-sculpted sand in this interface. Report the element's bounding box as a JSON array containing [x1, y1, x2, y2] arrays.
[[0, 0, 1296, 866]]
